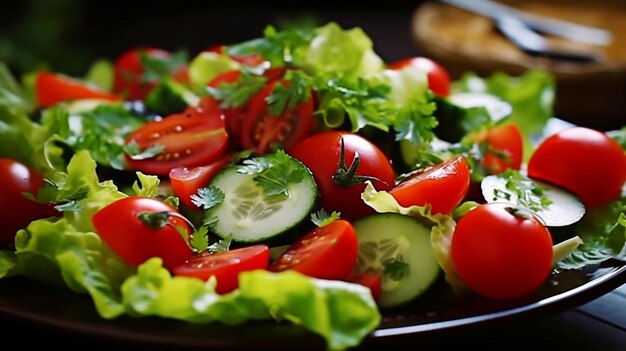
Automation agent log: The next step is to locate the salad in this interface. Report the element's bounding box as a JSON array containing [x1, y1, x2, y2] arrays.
[[1, 22, 625, 351]]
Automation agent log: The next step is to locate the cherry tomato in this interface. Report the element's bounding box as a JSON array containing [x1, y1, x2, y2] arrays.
[[451, 203, 553, 299], [0, 159, 57, 244], [200, 68, 286, 145], [476, 123, 523, 174], [92, 196, 193, 269], [269, 220, 359, 281], [388, 57, 451, 97], [289, 131, 396, 220], [172, 245, 270, 294], [125, 106, 229, 176], [205, 44, 265, 66], [389, 156, 470, 214], [528, 127, 626, 209], [169, 155, 231, 209], [113, 47, 187, 100], [242, 79, 314, 155], [35, 72, 120, 108], [347, 272, 382, 302]]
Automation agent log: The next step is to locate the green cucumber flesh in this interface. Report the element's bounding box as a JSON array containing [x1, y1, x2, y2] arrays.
[[207, 164, 317, 244], [353, 213, 440, 308]]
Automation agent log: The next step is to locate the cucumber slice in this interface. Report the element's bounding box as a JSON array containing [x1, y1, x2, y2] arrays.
[[353, 213, 440, 308], [206, 157, 317, 244]]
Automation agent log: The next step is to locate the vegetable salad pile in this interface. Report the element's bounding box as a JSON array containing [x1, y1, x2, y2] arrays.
[[1, 22, 625, 351]]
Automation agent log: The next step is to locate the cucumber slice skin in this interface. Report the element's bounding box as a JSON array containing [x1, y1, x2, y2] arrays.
[[206, 162, 318, 245], [353, 213, 440, 308]]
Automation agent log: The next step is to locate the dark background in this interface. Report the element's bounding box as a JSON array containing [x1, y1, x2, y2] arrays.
[[0, 0, 427, 76]]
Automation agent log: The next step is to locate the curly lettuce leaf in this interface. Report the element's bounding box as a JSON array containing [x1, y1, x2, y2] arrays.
[[123, 259, 380, 351], [361, 182, 465, 294]]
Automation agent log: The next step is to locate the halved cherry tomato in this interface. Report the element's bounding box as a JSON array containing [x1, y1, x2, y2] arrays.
[[389, 156, 470, 214], [242, 79, 314, 155], [388, 56, 451, 97], [169, 155, 231, 209], [451, 203, 553, 299], [528, 127, 626, 208], [35, 72, 120, 108], [172, 245, 270, 294], [477, 123, 523, 174], [201, 68, 287, 145], [92, 196, 193, 269], [125, 106, 229, 176], [113, 47, 187, 100], [0, 158, 58, 244], [290, 131, 396, 220], [347, 272, 382, 303], [269, 220, 359, 281]]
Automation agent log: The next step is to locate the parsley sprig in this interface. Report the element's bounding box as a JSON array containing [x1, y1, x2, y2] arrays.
[[493, 169, 553, 212], [237, 150, 306, 197]]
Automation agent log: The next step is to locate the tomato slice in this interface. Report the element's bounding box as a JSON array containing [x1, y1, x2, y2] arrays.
[[35, 72, 121, 108], [125, 106, 229, 175], [242, 79, 314, 155], [269, 220, 359, 281], [169, 155, 231, 209], [347, 272, 382, 303], [172, 245, 270, 294], [389, 156, 470, 214]]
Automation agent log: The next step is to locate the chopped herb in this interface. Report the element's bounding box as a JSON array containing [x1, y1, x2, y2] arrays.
[[236, 157, 272, 175], [311, 209, 341, 227], [190, 226, 209, 252], [383, 259, 410, 281], [254, 150, 306, 197], [124, 141, 165, 160], [207, 234, 233, 254], [394, 100, 438, 144], [265, 70, 311, 116], [205, 70, 267, 109], [191, 186, 225, 210], [496, 169, 553, 212]]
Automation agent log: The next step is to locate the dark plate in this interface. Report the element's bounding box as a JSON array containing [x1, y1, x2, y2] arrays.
[[1, 258, 626, 350]]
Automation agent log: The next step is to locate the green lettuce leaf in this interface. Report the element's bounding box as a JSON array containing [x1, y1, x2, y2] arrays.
[[361, 182, 466, 294], [122, 259, 380, 351], [453, 70, 555, 136], [305, 22, 384, 79]]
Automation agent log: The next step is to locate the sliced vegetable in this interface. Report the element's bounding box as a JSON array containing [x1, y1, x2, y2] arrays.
[[353, 213, 440, 308], [35, 71, 121, 108]]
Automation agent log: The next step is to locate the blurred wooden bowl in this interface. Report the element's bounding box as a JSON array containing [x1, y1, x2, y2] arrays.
[[412, 0, 625, 130]]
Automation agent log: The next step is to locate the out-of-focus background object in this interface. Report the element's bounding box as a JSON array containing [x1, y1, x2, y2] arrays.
[[413, 0, 626, 130]]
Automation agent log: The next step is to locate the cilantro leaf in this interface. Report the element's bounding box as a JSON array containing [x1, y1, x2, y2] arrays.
[[207, 234, 233, 254], [496, 169, 553, 212], [266, 70, 311, 116], [311, 209, 341, 227], [253, 150, 306, 197], [190, 226, 209, 252], [393, 100, 438, 144], [236, 157, 272, 175], [383, 259, 410, 281], [190, 186, 225, 210], [206, 70, 267, 109]]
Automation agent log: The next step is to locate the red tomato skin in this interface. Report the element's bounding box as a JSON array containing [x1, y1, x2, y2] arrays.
[[482, 123, 523, 174], [269, 220, 359, 281], [0, 159, 57, 244], [172, 245, 270, 294], [451, 203, 553, 299], [169, 155, 231, 209], [389, 156, 470, 214], [347, 272, 382, 302], [113, 47, 187, 100], [35, 72, 120, 108], [125, 107, 229, 176], [528, 127, 626, 209], [388, 57, 451, 97], [289, 131, 396, 220], [92, 197, 193, 269], [242, 79, 314, 155]]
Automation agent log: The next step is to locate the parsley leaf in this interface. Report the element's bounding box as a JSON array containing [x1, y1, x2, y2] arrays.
[[190, 226, 209, 252], [266, 70, 311, 116], [383, 259, 410, 281], [311, 209, 341, 227], [191, 186, 225, 210], [236, 157, 272, 175], [394, 100, 439, 144], [124, 141, 165, 161], [207, 234, 233, 254], [255, 150, 306, 197], [205, 70, 267, 109], [495, 169, 553, 212]]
